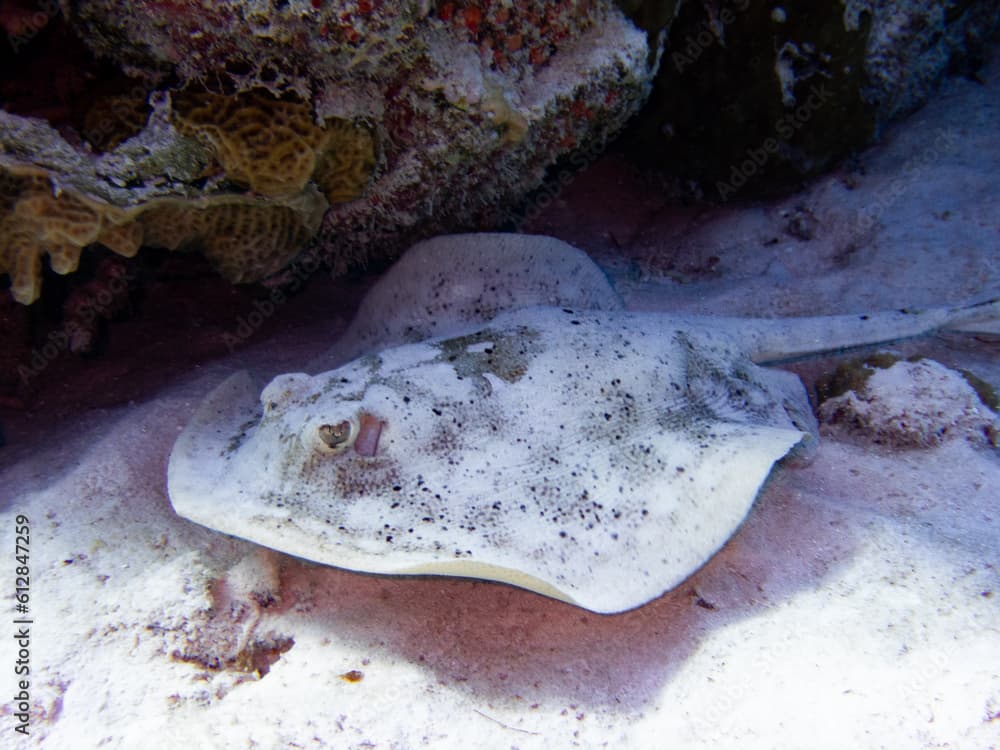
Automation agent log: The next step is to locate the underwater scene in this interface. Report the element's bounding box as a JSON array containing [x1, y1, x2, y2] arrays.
[[1, 2, 999, 747]]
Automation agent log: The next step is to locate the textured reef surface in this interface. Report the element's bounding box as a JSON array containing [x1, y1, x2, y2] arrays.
[[1, 0, 654, 302], [2, 1, 998, 307]]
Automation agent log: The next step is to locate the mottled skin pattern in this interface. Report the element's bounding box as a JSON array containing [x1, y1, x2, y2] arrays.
[[171, 306, 810, 613]]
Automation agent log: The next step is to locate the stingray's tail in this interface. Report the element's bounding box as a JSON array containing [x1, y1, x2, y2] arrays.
[[940, 297, 1000, 334], [742, 296, 1000, 364]]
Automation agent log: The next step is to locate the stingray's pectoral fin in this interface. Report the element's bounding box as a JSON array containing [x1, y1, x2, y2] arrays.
[[399, 559, 584, 609], [168, 370, 262, 521]]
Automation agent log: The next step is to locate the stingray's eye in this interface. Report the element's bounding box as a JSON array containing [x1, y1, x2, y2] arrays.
[[315, 419, 358, 454]]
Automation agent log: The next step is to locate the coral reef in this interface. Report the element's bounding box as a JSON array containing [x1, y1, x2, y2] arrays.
[[4, 1, 998, 307], [7, 1, 993, 304], [1, 0, 654, 303], [818, 357, 1000, 449], [0, 155, 328, 304]]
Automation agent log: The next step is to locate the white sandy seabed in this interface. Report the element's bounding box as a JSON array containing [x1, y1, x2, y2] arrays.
[[3, 53, 1000, 750]]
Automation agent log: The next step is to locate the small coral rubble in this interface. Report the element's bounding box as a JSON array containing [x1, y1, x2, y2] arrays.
[[818, 357, 1000, 449]]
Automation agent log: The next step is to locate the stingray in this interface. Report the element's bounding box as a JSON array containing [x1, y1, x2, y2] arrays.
[[168, 234, 999, 613]]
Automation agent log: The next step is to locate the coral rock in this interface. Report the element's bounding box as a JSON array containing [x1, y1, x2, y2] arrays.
[[818, 358, 1000, 449], [70, 0, 654, 277], [2, 1, 653, 303]]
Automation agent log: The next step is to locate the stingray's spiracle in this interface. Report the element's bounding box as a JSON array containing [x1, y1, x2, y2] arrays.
[[354, 413, 385, 456]]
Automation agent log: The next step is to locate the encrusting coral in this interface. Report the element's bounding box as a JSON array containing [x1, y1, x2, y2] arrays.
[[171, 90, 376, 201], [0, 163, 142, 304], [138, 188, 329, 284], [0, 157, 329, 304], [0, 82, 378, 303], [2, 1, 655, 304]]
